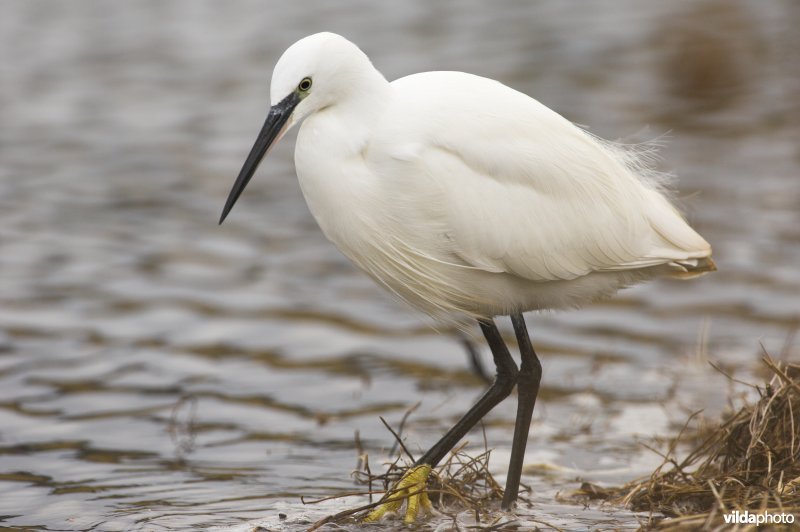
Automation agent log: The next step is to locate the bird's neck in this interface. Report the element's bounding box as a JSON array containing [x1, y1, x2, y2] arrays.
[[299, 68, 391, 158], [330, 69, 392, 136], [294, 74, 392, 250]]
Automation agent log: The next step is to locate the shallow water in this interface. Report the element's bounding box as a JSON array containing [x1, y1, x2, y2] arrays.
[[1, 1, 798, 530]]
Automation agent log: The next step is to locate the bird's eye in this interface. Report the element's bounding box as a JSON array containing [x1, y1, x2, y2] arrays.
[[298, 77, 312, 92]]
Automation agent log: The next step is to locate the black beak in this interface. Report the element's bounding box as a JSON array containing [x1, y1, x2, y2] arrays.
[[219, 92, 301, 224]]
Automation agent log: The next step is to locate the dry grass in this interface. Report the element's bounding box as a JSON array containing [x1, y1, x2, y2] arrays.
[[577, 352, 800, 530], [304, 411, 508, 531]]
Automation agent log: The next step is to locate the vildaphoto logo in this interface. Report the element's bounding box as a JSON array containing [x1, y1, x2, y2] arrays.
[[723, 510, 795, 525]]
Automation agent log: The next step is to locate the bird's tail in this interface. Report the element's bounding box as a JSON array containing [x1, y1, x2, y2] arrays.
[[666, 256, 717, 279]]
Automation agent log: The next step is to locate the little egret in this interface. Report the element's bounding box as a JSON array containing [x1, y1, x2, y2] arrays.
[[219, 32, 715, 522]]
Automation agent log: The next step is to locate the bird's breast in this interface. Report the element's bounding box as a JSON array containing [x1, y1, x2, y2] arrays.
[[294, 116, 382, 251]]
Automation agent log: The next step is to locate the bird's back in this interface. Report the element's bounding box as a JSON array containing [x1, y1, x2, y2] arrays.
[[301, 70, 714, 320]]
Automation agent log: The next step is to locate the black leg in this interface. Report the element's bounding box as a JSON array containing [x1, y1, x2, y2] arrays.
[[415, 318, 518, 468], [501, 313, 542, 509]]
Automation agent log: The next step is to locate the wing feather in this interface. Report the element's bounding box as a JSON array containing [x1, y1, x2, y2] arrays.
[[375, 72, 712, 282]]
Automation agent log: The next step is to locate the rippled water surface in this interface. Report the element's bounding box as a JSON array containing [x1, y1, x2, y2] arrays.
[[1, 1, 798, 530]]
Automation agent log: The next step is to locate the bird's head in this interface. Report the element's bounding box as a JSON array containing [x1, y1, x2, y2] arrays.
[[219, 32, 377, 224]]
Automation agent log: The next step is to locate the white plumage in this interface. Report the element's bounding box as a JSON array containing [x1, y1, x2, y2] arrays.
[[219, 31, 716, 521], [277, 33, 714, 322]]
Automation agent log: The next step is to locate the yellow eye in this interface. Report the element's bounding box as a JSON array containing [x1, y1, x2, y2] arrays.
[[298, 77, 312, 91]]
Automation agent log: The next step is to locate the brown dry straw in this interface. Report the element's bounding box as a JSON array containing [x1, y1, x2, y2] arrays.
[[304, 409, 511, 530], [583, 352, 800, 530]]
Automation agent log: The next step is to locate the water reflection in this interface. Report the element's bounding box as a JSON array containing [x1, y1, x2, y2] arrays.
[[0, 0, 798, 530], [656, 0, 763, 114]]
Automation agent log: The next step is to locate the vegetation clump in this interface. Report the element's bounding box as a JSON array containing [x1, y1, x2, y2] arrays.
[[607, 355, 800, 530]]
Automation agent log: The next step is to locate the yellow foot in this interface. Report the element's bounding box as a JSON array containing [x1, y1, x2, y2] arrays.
[[363, 464, 433, 524]]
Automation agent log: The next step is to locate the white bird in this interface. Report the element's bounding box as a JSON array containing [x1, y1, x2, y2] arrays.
[[219, 32, 715, 523]]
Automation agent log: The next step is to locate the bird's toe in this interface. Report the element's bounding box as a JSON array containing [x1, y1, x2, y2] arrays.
[[363, 464, 433, 523]]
